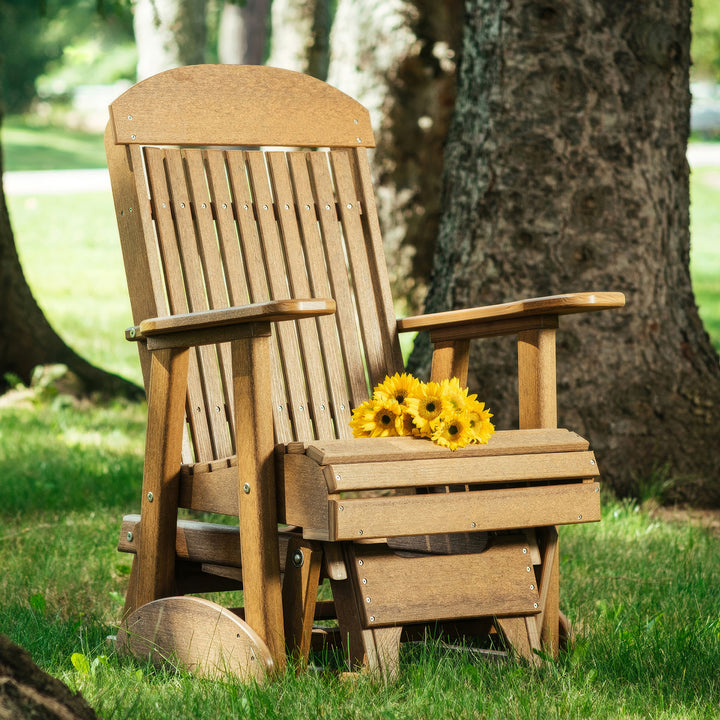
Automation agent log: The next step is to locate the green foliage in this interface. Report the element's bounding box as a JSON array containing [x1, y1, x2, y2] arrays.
[[0, 0, 134, 113], [693, 0, 720, 82]]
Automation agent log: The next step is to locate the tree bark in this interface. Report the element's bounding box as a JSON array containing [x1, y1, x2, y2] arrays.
[[0, 635, 98, 720], [411, 0, 720, 503], [218, 0, 270, 65], [266, 0, 332, 80], [0, 114, 141, 398], [327, 0, 463, 312], [134, 0, 207, 80]]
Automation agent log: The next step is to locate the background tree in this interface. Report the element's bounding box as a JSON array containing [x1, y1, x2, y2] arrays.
[[218, 0, 271, 65], [327, 0, 463, 312], [134, 0, 206, 79], [266, 0, 332, 79], [411, 0, 720, 503]]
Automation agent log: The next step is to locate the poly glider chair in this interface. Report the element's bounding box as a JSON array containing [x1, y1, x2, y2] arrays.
[[106, 65, 624, 679]]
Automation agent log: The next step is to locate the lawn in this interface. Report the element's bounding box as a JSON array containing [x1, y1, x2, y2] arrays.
[[2, 123, 720, 718]]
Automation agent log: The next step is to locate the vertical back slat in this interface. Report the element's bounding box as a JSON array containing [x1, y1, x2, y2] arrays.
[[351, 148, 403, 372], [184, 149, 235, 456], [245, 151, 314, 441], [226, 151, 294, 442], [144, 147, 214, 460], [267, 152, 335, 440], [307, 152, 369, 409], [330, 151, 391, 388], [287, 153, 353, 437], [163, 150, 233, 460]]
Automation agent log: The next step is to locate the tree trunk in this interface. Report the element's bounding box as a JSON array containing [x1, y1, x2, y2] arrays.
[[266, 0, 332, 80], [0, 635, 98, 720], [218, 0, 270, 65], [134, 0, 207, 80], [0, 114, 141, 398], [411, 0, 720, 503], [327, 0, 463, 312]]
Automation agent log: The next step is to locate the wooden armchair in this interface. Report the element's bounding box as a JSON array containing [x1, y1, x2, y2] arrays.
[[105, 65, 624, 679]]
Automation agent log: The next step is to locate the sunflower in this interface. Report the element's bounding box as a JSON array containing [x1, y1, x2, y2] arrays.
[[373, 372, 421, 410], [405, 380, 445, 437], [439, 376, 477, 411], [432, 410, 474, 451], [464, 398, 495, 444], [349, 397, 403, 437]]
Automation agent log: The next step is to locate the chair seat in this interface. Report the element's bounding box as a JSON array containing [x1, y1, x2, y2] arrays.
[[280, 428, 601, 541]]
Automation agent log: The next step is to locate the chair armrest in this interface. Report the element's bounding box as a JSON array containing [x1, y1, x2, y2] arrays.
[[126, 298, 336, 348], [397, 291, 625, 340]]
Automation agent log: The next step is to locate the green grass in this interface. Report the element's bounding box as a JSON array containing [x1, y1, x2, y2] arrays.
[[1, 116, 107, 171], [6, 192, 141, 386], [690, 166, 720, 354], [2, 400, 719, 718]]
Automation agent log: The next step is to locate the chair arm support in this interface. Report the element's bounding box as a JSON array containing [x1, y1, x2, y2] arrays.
[[397, 291, 624, 341], [125, 298, 336, 350]]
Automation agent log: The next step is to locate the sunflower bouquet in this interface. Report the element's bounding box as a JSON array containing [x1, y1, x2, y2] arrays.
[[349, 373, 495, 450]]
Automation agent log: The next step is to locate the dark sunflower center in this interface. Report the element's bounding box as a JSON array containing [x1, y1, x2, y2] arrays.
[[426, 402, 436, 413], [448, 424, 459, 436], [381, 414, 392, 425], [396, 394, 405, 403]]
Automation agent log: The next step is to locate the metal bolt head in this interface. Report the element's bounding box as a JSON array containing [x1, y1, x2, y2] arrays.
[[146, 492, 154, 502], [369, 616, 375, 623], [365, 597, 371, 603], [358, 529, 364, 536], [243, 483, 251, 494], [362, 578, 367, 585], [291, 549, 304, 568], [127, 532, 134, 542]]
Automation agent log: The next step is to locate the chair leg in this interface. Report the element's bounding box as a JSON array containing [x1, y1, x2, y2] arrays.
[[282, 536, 322, 666], [124, 347, 189, 617], [537, 526, 560, 655], [232, 333, 286, 671]]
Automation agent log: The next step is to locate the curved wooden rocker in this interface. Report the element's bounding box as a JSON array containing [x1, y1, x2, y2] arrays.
[[105, 64, 624, 680], [117, 597, 273, 680]]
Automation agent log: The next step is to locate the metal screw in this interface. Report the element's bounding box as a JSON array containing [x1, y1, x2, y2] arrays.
[[243, 483, 251, 494], [522, 547, 528, 554], [369, 616, 375, 622], [526, 566, 531, 572], [365, 597, 371, 603], [180, 203, 185, 208], [578, 514, 583, 520], [530, 584, 535, 590], [358, 529, 364, 535], [591, 459, 596, 465], [358, 559, 364, 566], [285, 204, 290, 210], [534, 603, 539, 609], [299, 405, 304, 411], [146, 492, 154, 502], [127, 532, 134, 542], [356, 137, 362, 143], [263, 204, 268, 210], [131, 134, 136, 140], [128, 327, 136, 338], [291, 549, 304, 568], [339, 505, 344, 511], [595, 486, 600, 493], [222, 203, 227, 209], [127, 115, 133, 120], [470, 522, 476, 528], [346, 203, 353, 209], [335, 474, 341, 482], [362, 578, 367, 585]]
